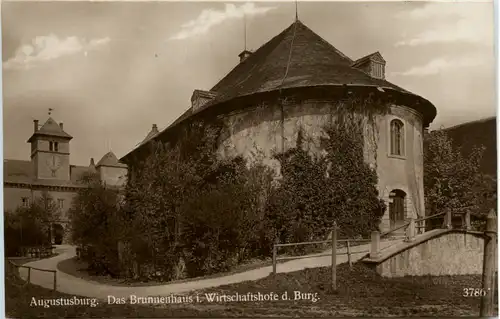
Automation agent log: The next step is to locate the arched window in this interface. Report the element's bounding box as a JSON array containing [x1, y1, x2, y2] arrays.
[[390, 119, 404, 156]]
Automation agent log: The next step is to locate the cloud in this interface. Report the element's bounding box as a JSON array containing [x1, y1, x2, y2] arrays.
[[391, 55, 487, 76], [169, 2, 276, 40], [3, 34, 110, 70], [394, 3, 493, 47]]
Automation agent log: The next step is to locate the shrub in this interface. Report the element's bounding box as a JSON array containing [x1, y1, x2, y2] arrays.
[[68, 171, 123, 277]]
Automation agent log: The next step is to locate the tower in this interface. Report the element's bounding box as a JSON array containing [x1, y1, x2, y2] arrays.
[[28, 117, 73, 180]]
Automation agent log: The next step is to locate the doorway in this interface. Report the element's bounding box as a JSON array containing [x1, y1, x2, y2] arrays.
[[52, 223, 64, 245], [389, 189, 406, 230]]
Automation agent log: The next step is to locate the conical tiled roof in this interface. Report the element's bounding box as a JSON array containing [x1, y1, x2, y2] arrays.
[[96, 151, 127, 168], [121, 20, 437, 162], [28, 117, 72, 142], [206, 20, 408, 106]]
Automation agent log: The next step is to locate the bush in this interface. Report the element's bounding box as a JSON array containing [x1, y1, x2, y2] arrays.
[[181, 159, 273, 276], [68, 172, 123, 277], [267, 121, 386, 253]]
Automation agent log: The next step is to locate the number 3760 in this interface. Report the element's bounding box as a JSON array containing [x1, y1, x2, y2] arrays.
[[463, 288, 490, 297]]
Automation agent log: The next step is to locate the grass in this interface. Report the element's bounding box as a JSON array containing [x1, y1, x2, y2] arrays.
[[56, 240, 371, 287], [7, 258, 497, 318], [57, 256, 288, 287]]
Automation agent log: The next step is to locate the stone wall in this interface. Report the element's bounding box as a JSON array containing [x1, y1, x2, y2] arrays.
[[217, 99, 425, 232], [376, 232, 485, 277]]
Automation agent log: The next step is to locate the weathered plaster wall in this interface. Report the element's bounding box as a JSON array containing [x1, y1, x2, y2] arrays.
[[4, 187, 33, 213], [4, 187, 77, 221], [217, 99, 425, 232], [99, 166, 127, 187], [4, 186, 76, 243], [376, 232, 484, 277]]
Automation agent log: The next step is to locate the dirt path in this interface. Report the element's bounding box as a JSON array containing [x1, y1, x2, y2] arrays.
[[18, 240, 401, 300]]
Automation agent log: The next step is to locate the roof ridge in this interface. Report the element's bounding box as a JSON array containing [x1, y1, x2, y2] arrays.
[[443, 116, 496, 131]]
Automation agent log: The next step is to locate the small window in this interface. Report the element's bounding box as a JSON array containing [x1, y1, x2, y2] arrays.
[[54, 142, 59, 152], [58, 199, 64, 209], [21, 197, 29, 207], [390, 119, 405, 156], [49, 142, 53, 151]]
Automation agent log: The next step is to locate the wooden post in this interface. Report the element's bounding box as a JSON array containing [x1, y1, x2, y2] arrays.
[[464, 211, 471, 230], [53, 271, 57, 291], [27, 267, 31, 284], [331, 222, 337, 291], [480, 209, 497, 317], [272, 237, 278, 275], [445, 209, 452, 229], [346, 240, 352, 269], [370, 231, 380, 259], [405, 218, 415, 242]]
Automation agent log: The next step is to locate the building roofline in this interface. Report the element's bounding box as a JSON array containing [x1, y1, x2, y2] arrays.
[[120, 84, 436, 162]]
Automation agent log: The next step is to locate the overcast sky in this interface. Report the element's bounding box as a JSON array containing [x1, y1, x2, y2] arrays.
[[2, 1, 495, 166]]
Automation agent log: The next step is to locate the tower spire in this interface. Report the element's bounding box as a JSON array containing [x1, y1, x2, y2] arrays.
[[295, 0, 298, 21], [48, 108, 53, 116], [244, 12, 247, 51]]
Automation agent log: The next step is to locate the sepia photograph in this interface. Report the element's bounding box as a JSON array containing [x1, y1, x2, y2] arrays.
[[2, 0, 498, 317]]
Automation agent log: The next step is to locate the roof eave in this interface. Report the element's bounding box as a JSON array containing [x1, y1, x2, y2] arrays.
[[121, 84, 436, 162], [27, 132, 73, 143]]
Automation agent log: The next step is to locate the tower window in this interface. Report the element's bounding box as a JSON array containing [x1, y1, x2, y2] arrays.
[[390, 119, 405, 156], [58, 199, 64, 209], [21, 197, 30, 207], [54, 142, 59, 152], [49, 142, 53, 151]]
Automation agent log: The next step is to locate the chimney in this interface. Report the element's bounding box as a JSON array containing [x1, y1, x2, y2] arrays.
[[59, 122, 64, 130], [90, 158, 95, 166], [34, 120, 39, 132], [152, 124, 158, 133], [238, 50, 252, 63]]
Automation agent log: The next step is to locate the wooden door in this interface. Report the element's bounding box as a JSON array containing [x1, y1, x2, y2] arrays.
[[389, 194, 405, 229]]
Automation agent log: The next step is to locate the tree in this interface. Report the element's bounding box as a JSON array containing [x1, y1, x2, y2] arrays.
[[424, 129, 494, 228], [4, 192, 58, 257], [68, 171, 123, 276]]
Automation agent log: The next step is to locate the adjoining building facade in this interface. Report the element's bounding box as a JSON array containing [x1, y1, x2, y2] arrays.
[[121, 20, 437, 232], [4, 117, 127, 244]]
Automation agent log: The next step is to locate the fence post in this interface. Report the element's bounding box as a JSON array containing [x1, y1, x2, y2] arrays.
[[370, 231, 380, 259], [53, 271, 57, 291], [445, 209, 452, 229], [346, 240, 352, 269], [480, 209, 497, 317], [331, 222, 337, 291], [272, 237, 278, 275], [405, 218, 415, 242], [27, 267, 31, 284], [464, 211, 471, 230]]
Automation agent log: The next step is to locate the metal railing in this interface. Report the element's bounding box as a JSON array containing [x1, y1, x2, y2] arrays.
[[8, 259, 57, 291]]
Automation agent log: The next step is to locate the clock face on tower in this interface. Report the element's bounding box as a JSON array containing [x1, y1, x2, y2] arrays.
[[46, 155, 62, 177]]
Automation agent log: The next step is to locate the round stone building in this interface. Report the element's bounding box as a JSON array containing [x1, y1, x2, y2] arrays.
[[122, 20, 437, 233]]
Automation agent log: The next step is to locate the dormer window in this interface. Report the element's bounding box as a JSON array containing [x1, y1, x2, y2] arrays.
[[372, 63, 384, 79], [351, 51, 386, 80]]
